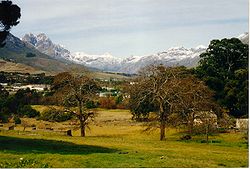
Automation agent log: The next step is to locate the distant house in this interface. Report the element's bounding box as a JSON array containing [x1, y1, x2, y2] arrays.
[[193, 111, 218, 126], [13, 84, 50, 92], [236, 119, 248, 130]]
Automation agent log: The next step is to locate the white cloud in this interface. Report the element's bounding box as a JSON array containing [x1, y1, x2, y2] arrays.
[[11, 0, 248, 57]]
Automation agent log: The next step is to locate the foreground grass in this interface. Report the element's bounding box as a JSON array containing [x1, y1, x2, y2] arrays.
[[0, 109, 248, 168]]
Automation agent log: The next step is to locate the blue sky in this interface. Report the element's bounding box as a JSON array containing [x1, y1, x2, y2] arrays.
[[11, 0, 248, 57]]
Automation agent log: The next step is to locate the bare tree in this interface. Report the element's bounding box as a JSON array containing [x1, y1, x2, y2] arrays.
[[128, 65, 219, 141], [128, 65, 187, 140], [52, 72, 100, 137], [172, 76, 219, 134]]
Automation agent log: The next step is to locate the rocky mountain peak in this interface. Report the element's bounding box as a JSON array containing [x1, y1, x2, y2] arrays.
[[22, 33, 71, 59], [19, 32, 247, 74], [238, 32, 249, 44]]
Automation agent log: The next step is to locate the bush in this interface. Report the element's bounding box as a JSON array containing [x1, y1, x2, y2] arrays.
[[86, 100, 98, 109], [14, 116, 21, 124], [17, 105, 40, 118], [180, 134, 192, 140], [0, 108, 9, 123], [26, 52, 36, 57], [98, 97, 116, 109], [39, 108, 73, 122]]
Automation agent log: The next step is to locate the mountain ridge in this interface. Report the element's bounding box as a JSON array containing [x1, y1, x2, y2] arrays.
[[22, 33, 209, 73], [0, 33, 88, 75], [11, 32, 249, 74]]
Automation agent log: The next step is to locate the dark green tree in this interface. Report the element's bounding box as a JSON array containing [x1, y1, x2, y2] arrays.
[[0, 0, 21, 47], [0, 84, 9, 122], [195, 38, 248, 117]]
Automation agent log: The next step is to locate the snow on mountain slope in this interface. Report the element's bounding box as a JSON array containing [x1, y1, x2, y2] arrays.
[[69, 52, 122, 71], [238, 32, 249, 44], [117, 46, 206, 73], [22, 33, 71, 59], [21, 33, 207, 73], [69, 46, 206, 73]]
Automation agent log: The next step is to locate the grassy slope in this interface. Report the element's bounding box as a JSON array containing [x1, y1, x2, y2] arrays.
[[0, 59, 45, 74], [91, 71, 130, 80], [0, 109, 248, 168]]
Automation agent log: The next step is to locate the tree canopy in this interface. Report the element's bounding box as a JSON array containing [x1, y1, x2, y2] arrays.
[[128, 65, 217, 140], [52, 72, 100, 137], [0, 0, 21, 47], [195, 38, 248, 117]]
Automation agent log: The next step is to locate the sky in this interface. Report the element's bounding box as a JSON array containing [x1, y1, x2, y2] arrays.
[[11, 0, 249, 58]]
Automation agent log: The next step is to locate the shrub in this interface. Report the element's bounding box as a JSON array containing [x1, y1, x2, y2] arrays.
[[26, 52, 36, 57], [17, 105, 40, 118], [180, 134, 192, 140], [14, 116, 21, 124], [0, 108, 9, 123], [85, 100, 98, 109], [98, 97, 116, 109], [39, 108, 73, 122]]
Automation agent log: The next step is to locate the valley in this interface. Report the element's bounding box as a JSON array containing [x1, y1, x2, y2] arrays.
[[0, 1, 248, 168]]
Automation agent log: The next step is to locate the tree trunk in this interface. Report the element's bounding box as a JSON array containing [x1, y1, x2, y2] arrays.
[[189, 113, 195, 134], [206, 123, 209, 144], [80, 119, 85, 137], [78, 101, 85, 137], [159, 102, 167, 141], [160, 121, 166, 141]]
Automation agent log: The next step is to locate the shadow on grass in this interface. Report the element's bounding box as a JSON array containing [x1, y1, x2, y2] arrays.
[[0, 136, 118, 155]]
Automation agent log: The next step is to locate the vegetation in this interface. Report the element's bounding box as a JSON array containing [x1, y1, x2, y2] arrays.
[[128, 65, 218, 140], [17, 105, 40, 118], [0, 86, 40, 122], [0, 0, 21, 47], [0, 71, 54, 84], [0, 109, 248, 168], [25, 52, 36, 58], [51, 72, 100, 137], [195, 38, 248, 117], [0, 32, 248, 167], [39, 107, 72, 122]]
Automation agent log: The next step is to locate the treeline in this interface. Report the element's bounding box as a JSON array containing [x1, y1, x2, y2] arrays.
[[0, 72, 53, 84], [0, 87, 40, 123]]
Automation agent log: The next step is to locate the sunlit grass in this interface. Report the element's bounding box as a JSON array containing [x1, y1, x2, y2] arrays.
[[0, 108, 248, 168]]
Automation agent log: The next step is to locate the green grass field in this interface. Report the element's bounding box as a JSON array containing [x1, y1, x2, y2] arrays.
[[0, 109, 248, 168]]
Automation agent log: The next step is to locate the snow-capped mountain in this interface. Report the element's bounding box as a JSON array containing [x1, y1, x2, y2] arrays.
[[22, 33, 71, 59], [68, 46, 206, 74], [117, 46, 206, 73], [69, 52, 122, 71], [21, 33, 207, 74], [238, 32, 249, 44]]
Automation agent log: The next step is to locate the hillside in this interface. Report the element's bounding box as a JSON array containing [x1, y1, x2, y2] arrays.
[[0, 34, 87, 75], [0, 59, 44, 74]]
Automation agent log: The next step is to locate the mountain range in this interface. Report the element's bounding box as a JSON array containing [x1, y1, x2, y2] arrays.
[[0, 34, 87, 74], [0, 32, 248, 75], [22, 33, 209, 74]]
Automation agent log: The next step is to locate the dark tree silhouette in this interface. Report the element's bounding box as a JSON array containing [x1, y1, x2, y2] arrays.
[[0, 0, 21, 47], [195, 38, 248, 117]]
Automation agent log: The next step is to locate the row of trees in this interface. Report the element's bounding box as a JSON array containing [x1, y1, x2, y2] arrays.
[[0, 72, 54, 84], [0, 86, 40, 123]]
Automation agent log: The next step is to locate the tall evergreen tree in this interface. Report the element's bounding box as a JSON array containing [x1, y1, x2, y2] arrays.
[[195, 38, 248, 117], [0, 0, 21, 47]]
